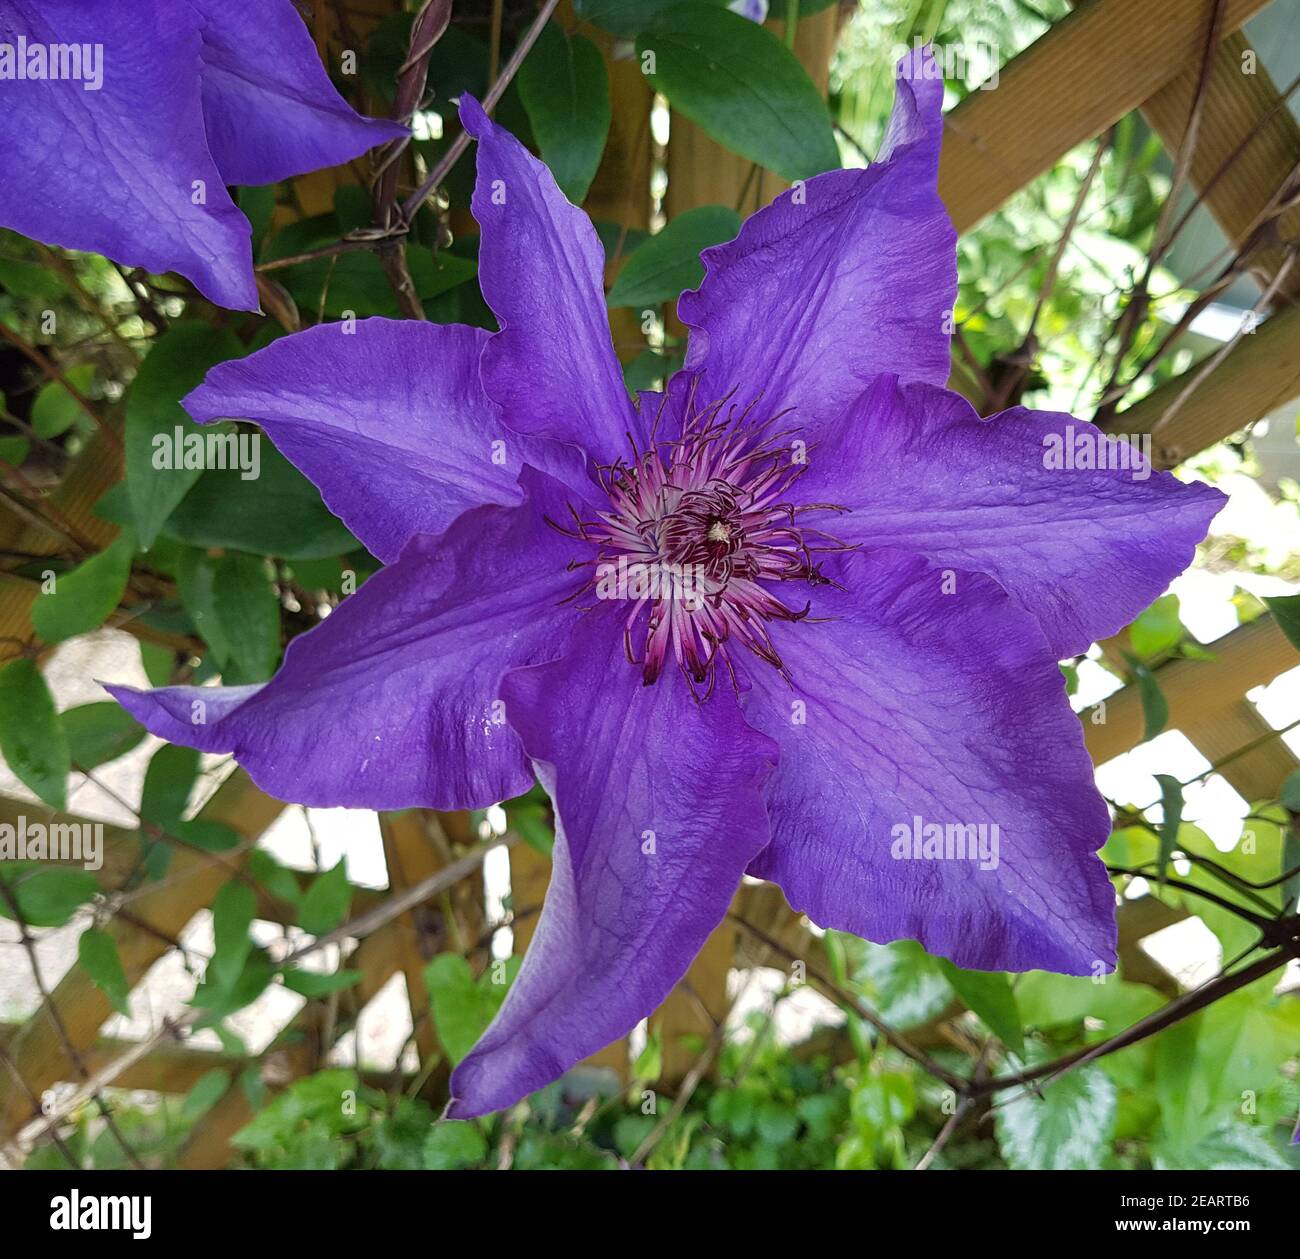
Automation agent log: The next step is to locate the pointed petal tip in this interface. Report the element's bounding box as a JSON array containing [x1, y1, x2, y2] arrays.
[[442, 1087, 490, 1122], [896, 41, 939, 82], [101, 681, 193, 745], [445, 1046, 535, 1120], [457, 92, 488, 136], [102, 680, 181, 733]]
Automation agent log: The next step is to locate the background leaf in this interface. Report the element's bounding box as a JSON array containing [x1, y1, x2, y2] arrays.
[[606, 204, 742, 308], [281, 968, 363, 998], [298, 859, 353, 936], [996, 1060, 1117, 1170], [423, 953, 517, 1064], [638, 5, 839, 182], [124, 323, 246, 549], [210, 881, 257, 992], [0, 658, 69, 809], [0, 864, 97, 928], [60, 702, 145, 770], [210, 551, 281, 683], [518, 23, 611, 204], [30, 529, 134, 644], [162, 445, 359, 561], [78, 926, 132, 1016], [937, 961, 1024, 1055], [31, 364, 95, 439]]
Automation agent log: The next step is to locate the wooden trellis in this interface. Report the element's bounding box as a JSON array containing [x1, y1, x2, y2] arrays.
[[2, 0, 1299, 1168]]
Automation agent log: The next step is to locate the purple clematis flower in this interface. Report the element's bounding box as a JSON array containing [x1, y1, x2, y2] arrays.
[[0, 0, 404, 310], [109, 49, 1225, 1118]]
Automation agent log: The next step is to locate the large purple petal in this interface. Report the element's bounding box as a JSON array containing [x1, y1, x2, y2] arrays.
[[459, 95, 637, 467], [189, 0, 405, 187], [744, 549, 1116, 976], [676, 47, 954, 424], [0, 0, 255, 310], [799, 376, 1226, 659], [107, 472, 583, 811], [183, 318, 592, 564], [447, 607, 776, 1118]]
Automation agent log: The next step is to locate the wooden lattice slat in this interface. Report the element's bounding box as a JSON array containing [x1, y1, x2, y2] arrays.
[[940, 0, 1273, 234], [1141, 30, 1300, 300]]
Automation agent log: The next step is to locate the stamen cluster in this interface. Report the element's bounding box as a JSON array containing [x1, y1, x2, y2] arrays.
[[553, 387, 848, 698]]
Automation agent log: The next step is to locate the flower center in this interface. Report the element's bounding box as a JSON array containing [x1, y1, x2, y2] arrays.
[[552, 386, 848, 698]]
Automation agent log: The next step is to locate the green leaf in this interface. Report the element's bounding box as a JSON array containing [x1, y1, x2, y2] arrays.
[[613, 1112, 657, 1159], [623, 349, 677, 394], [632, 1028, 662, 1081], [996, 1060, 1117, 1170], [423, 953, 517, 1065], [210, 881, 256, 992], [1285, 829, 1300, 914], [280, 247, 477, 320], [1280, 768, 1300, 813], [231, 1067, 364, 1160], [835, 934, 953, 1028], [1015, 970, 1162, 1032], [423, 1120, 487, 1170], [1153, 772, 1183, 881], [505, 798, 554, 857], [173, 817, 241, 853], [297, 859, 352, 936], [637, 5, 839, 182], [210, 551, 281, 683], [0, 865, 97, 928], [78, 926, 132, 1016], [238, 185, 276, 252], [0, 435, 29, 465], [249, 849, 303, 906], [180, 1068, 232, 1123], [0, 658, 69, 809], [936, 961, 1024, 1055], [139, 640, 174, 688], [1195, 989, 1300, 1115], [1124, 652, 1168, 742], [139, 743, 199, 830], [0, 256, 65, 302], [60, 702, 145, 770], [607, 205, 742, 308], [175, 547, 232, 666], [1129, 594, 1182, 658], [575, 0, 728, 38], [190, 947, 274, 1020], [1159, 1124, 1292, 1171], [30, 529, 134, 645], [124, 323, 246, 548], [162, 444, 359, 561], [280, 967, 363, 997], [31, 364, 95, 439], [518, 23, 611, 204], [1264, 593, 1300, 652], [1168, 821, 1286, 962], [756, 1099, 799, 1145]]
